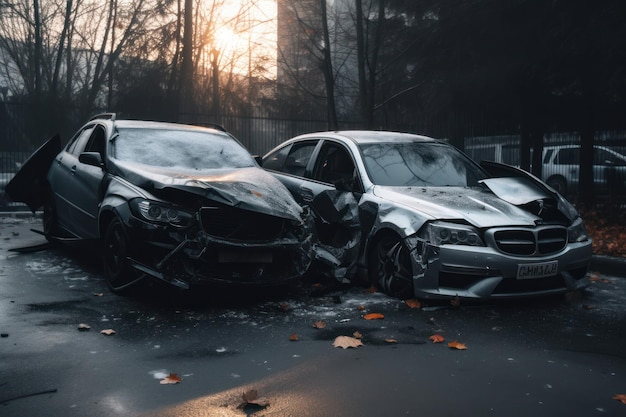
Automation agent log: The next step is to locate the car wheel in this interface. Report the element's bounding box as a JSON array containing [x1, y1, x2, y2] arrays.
[[547, 176, 567, 195], [103, 217, 144, 295], [43, 189, 59, 241], [369, 234, 414, 299]]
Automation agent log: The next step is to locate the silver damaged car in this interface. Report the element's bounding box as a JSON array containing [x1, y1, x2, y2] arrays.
[[262, 131, 593, 300]]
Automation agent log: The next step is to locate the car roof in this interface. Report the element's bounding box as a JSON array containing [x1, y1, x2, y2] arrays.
[[295, 130, 441, 145], [111, 119, 228, 134]]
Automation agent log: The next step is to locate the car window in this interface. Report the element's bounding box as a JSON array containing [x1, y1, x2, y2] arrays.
[[468, 146, 496, 162], [84, 125, 106, 158], [66, 126, 95, 156], [543, 149, 554, 164], [361, 142, 487, 187], [314, 143, 355, 185], [263, 140, 317, 176], [594, 148, 626, 166], [555, 148, 579, 165], [112, 128, 256, 171]]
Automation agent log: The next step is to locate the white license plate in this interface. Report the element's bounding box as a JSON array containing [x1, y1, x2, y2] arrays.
[[517, 261, 558, 279]]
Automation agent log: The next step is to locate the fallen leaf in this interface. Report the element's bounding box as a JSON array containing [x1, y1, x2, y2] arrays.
[[92, 293, 104, 297], [333, 336, 364, 349], [353, 331, 363, 339], [385, 338, 397, 343], [448, 340, 468, 350], [450, 295, 461, 308], [366, 285, 378, 293], [160, 373, 182, 384], [312, 320, 326, 329], [363, 313, 384, 320], [100, 329, 116, 336], [588, 273, 600, 282], [238, 389, 270, 409], [78, 323, 91, 331], [613, 394, 626, 404], [429, 334, 445, 343], [289, 333, 299, 341], [357, 305, 366, 311], [405, 299, 421, 309]]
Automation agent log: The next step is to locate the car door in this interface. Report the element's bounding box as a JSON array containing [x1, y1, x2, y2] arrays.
[[49, 124, 106, 239]]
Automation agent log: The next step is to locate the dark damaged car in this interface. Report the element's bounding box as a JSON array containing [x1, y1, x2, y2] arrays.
[[6, 114, 312, 294], [262, 131, 593, 300]]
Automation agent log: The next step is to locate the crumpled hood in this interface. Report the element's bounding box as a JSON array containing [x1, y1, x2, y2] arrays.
[[112, 160, 303, 221], [372, 182, 545, 228]]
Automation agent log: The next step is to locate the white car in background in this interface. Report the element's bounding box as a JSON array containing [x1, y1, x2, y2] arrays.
[[542, 145, 626, 195]]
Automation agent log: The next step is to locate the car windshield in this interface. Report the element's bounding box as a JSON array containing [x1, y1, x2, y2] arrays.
[[111, 128, 256, 170], [360, 142, 488, 186]]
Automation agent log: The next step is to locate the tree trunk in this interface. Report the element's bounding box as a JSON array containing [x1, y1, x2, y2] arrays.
[[320, 0, 338, 130]]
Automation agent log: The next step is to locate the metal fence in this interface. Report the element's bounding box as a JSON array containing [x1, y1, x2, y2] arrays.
[[2, 100, 626, 207]]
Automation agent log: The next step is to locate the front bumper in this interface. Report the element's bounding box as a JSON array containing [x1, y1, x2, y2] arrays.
[[124, 213, 312, 289], [409, 237, 593, 299]]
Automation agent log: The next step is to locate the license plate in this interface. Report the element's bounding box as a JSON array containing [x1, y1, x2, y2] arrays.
[[517, 261, 558, 279]]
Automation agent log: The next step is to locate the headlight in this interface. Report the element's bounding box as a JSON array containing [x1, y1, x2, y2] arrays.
[[130, 199, 195, 227], [568, 217, 589, 243], [418, 221, 485, 246]]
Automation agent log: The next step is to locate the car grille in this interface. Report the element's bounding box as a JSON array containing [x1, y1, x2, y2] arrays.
[[489, 226, 567, 256], [199, 206, 287, 242]]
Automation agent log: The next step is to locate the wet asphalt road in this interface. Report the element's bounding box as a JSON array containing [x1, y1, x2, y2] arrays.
[[1, 215, 625, 417]]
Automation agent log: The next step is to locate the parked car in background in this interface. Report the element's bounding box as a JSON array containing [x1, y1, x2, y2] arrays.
[[6, 114, 312, 294], [262, 131, 592, 300], [542, 144, 626, 195]]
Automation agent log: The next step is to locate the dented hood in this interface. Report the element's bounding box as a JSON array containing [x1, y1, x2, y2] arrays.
[[372, 183, 545, 228], [111, 160, 303, 221]]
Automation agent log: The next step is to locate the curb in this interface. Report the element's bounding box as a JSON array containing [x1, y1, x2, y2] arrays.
[[590, 255, 626, 278]]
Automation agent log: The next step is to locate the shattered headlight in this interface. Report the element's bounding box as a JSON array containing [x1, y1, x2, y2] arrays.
[[130, 199, 195, 227], [567, 217, 589, 243], [419, 221, 485, 247]]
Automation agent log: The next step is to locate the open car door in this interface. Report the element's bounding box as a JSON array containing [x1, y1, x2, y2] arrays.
[[5, 135, 61, 212]]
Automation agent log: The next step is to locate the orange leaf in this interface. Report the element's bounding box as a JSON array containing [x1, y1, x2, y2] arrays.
[[363, 313, 384, 320], [429, 334, 445, 343], [405, 299, 421, 309], [333, 335, 364, 349], [448, 340, 468, 350], [357, 305, 366, 311], [353, 331, 363, 339], [100, 329, 116, 336], [613, 394, 626, 404], [366, 285, 378, 293], [385, 338, 397, 343], [160, 373, 182, 384], [312, 320, 327, 329], [289, 333, 299, 341]]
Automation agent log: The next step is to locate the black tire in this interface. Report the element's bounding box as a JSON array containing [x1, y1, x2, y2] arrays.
[[42, 188, 59, 241], [547, 176, 567, 195], [368, 234, 414, 299], [103, 217, 144, 295]]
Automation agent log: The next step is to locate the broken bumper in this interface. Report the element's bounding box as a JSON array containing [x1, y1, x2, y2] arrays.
[[409, 238, 593, 299]]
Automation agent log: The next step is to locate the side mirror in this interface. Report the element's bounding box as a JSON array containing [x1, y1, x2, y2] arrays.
[[79, 152, 104, 167], [253, 155, 263, 166]]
